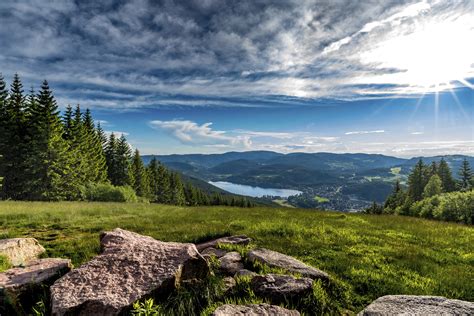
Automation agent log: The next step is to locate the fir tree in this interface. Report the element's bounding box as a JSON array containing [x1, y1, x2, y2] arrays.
[[170, 172, 185, 205], [458, 158, 472, 191], [26, 80, 73, 200], [83, 109, 107, 182], [155, 162, 171, 204], [114, 135, 132, 186], [105, 133, 119, 184], [407, 159, 427, 202], [62, 105, 74, 141], [1, 74, 29, 199], [438, 159, 456, 192], [147, 157, 160, 202], [130, 149, 149, 198]]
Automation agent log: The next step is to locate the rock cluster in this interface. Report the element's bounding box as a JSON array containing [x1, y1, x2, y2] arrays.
[[1, 230, 473, 316], [0, 238, 71, 315]]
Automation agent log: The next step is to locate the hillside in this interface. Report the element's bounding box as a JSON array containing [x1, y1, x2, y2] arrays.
[[0, 201, 472, 314], [144, 152, 474, 211]]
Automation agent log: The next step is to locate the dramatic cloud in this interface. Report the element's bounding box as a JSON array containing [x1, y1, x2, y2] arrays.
[[1, 0, 472, 109], [149, 120, 251, 147]]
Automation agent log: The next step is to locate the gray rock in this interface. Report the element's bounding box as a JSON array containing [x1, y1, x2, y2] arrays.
[[219, 251, 244, 275], [0, 258, 71, 314], [235, 269, 258, 278], [201, 247, 228, 259], [358, 295, 474, 316], [222, 276, 236, 293], [196, 235, 251, 252], [248, 248, 329, 281], [0, 238, 46, 266], [50, 228, 209, 316], [212, 303, 300, 315], [251, 274, 313, 304]]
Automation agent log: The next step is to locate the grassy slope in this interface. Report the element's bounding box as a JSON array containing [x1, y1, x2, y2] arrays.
[[0, 201, 472, 312]]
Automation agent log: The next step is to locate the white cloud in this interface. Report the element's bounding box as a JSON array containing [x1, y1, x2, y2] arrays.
[[149, 120, 251, 148], [345, 130, 385, 135]]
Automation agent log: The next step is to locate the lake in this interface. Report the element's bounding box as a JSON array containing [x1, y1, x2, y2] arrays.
[[209, 181, 302, 198]]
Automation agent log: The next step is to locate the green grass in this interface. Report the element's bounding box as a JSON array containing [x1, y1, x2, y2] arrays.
[[0, 201, 472, 313]]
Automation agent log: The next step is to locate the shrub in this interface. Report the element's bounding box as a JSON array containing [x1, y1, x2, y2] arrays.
[[81, 183, 138, 202]]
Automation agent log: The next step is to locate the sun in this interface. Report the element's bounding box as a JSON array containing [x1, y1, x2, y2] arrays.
[[359, 14, 474, 92]]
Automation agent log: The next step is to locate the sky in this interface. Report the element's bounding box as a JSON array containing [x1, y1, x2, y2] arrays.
[[0, 0, 473, 157]]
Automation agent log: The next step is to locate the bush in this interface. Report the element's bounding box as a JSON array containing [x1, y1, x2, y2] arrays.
[[81, 183, 138, 202], [409, 190, 474, 224]]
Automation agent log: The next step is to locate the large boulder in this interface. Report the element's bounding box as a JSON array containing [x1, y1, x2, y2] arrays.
[[358, 295, 474, 315], [248, 248, 329, 281], [0, 258, 71, 315], [50, 228, 209, 316], [250, 274, 313, 304], [212, 303, 300, 315], [0, 238, 45, 266], [219, 252, 244, 276], [196, 235, 251, 252]]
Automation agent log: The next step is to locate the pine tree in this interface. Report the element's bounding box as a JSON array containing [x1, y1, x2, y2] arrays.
[[155, 162, 171, 203], [105, 133, 119, 184], [437, 159, 456, 192], [170, 172, 185, 205], [62, 105, 74, 141], [458, 158, 472, 191], [83, 109, 107, 182], [96, 122, 107, 148], [0, 74, 9, 189], [130, 149, 149, 198], [423, 174, 442, 198], [26, 80, 73, 200], [1, 74, 29, 199], [147, 157, 160, 202], [407, 159, 427, 202], [114, 135, 132, 186]]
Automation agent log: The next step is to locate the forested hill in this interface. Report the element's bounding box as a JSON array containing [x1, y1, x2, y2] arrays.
[[143, 152, 474, 211]]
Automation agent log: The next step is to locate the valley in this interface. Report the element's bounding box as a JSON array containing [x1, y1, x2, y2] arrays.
[[144, 152, 474, 212]]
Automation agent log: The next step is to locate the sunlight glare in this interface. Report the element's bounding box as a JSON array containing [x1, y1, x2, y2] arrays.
[[360, 15, 474, 91]]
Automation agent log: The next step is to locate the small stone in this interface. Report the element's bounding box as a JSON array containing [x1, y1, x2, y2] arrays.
[[212, 303, 300, 315], [222, 276, 236, 293], [196, 235, 251, 252], [248, 248, 329, 281], [0, 238, 46, 266], [250, 274, 313, 304], [219, 252, 244, 276], [201, 247, 228, 259], [235, 269, 258, 278], [358, 295, 474, 316]]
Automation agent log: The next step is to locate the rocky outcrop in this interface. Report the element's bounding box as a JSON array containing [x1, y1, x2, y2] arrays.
[[196, 235, 251, 252], [222, 276, 236, 293], [212, 303, 300, 315], [0, 238, 45, 266], [50, 228, 209, 316], [248, 248, 329, 281], [250, 274, 313, 304], [219, 252, 244, 276], [358, 295, 474, 316], [0, 258, 71, 314]]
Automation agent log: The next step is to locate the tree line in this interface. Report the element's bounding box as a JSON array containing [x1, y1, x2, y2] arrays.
[[0, 74, 253, 207], [366, 158, 473, 224]]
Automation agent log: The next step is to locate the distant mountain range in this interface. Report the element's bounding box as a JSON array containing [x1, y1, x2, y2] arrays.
[[142, 151, 474, 211]]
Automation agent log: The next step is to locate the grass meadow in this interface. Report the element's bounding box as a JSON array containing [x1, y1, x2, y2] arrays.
[[0, 201, 472, 313]]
